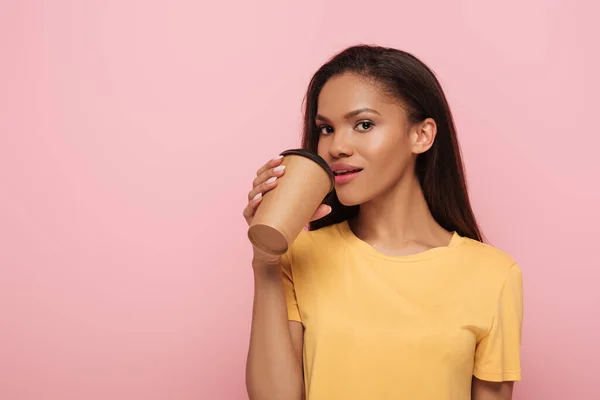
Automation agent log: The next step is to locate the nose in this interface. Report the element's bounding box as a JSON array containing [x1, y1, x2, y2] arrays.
[[327, 130, 353, 159]]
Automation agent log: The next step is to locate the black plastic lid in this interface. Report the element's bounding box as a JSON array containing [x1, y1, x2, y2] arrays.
[[279, 149, 335, 194]]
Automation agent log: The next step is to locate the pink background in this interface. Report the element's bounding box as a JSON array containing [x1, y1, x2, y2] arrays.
[[1, 1, 599, 399]]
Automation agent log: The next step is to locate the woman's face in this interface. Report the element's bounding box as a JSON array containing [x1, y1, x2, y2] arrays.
[[316, 73, 431, 206]]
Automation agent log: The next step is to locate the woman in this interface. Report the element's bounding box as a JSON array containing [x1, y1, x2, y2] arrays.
[[243, 45, 523, 400]]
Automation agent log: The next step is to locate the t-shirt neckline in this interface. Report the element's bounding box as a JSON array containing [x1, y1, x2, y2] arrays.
[[337, 220, 464, 262]]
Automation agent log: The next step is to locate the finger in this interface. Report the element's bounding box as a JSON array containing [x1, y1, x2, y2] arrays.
[[309, 204, 332, 222], [256, 156, 284, 177], [247, 176, 279, 201], [252, 164, 286, 188], [243, 194, 264, 223]]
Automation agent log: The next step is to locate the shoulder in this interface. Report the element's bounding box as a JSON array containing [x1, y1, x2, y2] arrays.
[[286, 223, 343, 264], [296, 223, 342, 245], [452, 238, 523, 324], [459, 237, 517, 268], [455, 236, 522, 287]]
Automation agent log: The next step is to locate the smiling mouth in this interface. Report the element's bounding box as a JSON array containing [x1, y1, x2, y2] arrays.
[[333, 168, 363, 176]]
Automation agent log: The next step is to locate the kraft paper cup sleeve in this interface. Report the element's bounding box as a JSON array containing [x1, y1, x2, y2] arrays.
[[279, 149, 335, 194], [247, 149, 335, 255]]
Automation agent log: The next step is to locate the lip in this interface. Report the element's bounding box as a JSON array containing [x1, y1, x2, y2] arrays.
[[330, 163, 362, 173], [334, 170, 361, 185], [330, 163, 363, 185]]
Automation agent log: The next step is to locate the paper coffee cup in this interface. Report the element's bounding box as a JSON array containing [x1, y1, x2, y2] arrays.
[[248, 149, 335, 256]]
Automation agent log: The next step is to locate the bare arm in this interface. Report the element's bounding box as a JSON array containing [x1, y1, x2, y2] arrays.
[[245, 263, 305, 400], [472, 378, 514, 400], [243, 156, 328, 400]]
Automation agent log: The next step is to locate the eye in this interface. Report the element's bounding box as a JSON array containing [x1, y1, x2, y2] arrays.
[[355, 121, 374, 132], [318, 125, 334, 136]]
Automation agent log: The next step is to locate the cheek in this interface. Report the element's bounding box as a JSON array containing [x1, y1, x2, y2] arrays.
[[363, 131, 412, 178], [363, 129, 409, 162], [317, 137, 329, 159]]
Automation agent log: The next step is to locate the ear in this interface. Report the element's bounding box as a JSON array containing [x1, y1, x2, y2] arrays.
[[411, 118, 437, 154]]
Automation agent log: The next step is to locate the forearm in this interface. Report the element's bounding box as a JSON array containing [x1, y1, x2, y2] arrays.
[[246, 264, 304, 400]]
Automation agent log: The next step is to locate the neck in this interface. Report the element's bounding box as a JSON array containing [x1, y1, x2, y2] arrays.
[[352, 172, 450, 249]]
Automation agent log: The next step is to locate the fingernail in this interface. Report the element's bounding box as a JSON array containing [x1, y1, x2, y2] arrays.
[[273, 165, 285, 173], [266, 177, 277, 184], [272, 155, 283, 161], [252, 193, 262, 201]]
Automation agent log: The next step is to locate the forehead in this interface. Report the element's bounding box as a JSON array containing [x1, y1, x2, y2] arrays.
[[317, 73, 402, 117]]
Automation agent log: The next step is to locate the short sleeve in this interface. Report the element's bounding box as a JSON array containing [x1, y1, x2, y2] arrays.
[[280, 250, 301, 322], [474, 263, 524, 382]]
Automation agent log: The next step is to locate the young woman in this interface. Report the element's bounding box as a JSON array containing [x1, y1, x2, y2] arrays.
[[243, 45, 523, 400]]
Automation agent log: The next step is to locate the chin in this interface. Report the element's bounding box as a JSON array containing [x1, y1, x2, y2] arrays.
[[335, 189, 365, 207]]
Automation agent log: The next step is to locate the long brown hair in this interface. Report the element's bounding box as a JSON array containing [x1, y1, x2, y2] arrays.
[[302, 45, 483, 242]]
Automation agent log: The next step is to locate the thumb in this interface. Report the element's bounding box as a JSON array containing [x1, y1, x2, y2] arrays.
[[309, 204, 332, 222]]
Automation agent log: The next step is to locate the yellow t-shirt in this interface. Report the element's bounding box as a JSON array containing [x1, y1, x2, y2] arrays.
[[281, 221, 523, 400]]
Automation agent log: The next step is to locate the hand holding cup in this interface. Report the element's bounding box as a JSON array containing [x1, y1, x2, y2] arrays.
[[243, 151, 334, 265]]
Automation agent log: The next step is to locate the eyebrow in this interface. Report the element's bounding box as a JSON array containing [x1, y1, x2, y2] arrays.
[[315, 107, 381, 122]]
